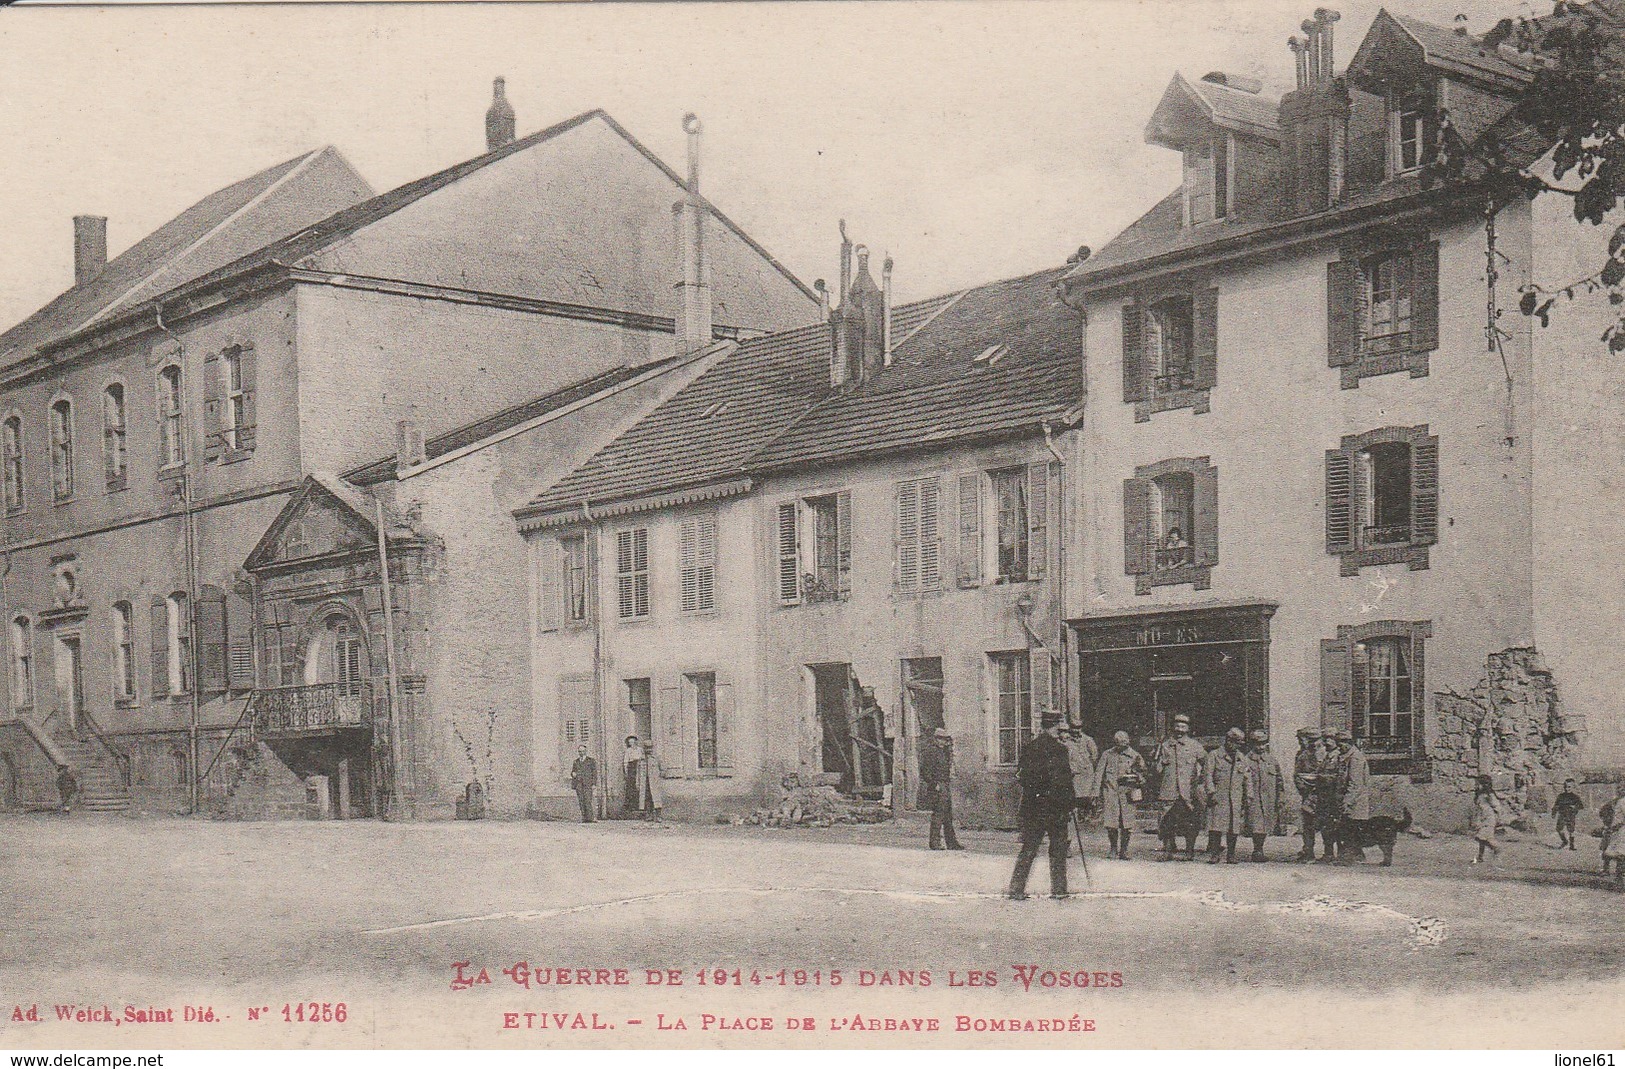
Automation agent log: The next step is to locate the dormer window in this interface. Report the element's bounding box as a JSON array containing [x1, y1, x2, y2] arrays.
[[1184, 135, 1231, 225], [1388, 90, 1435, 176]]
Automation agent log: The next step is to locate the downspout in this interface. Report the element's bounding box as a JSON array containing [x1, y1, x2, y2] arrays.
[[1042, 420, 1068, 723], [156, 302, 201, 815], [374, 497, 407, 820], [586, 501, 609, 820]]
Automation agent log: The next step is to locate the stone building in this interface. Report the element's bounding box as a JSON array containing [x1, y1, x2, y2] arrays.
[[0, 89, 816, 816]]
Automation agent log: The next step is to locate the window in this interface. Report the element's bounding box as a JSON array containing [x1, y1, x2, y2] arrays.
[[158, 366, 184, 469], [1147, 296, 1195, 395], [1358, 637, 1412, 753], [895, 477, 942, 594], [1320, 621, 1430, 770], [166, 592, 191, 695], [1123, 458, 1218, 594], [956, 463, 1050, 588], [102, 385, 126, 490], [112, 601, 135, 702], [992, 651, 1032, 766], [1390, 92, 1434, 175], [10, 616, 32, 708], [616, 528, 649, 620], [223, 347, 246, 451], [776, 493, 852, 605], [561, 535, 588, 623], [1183, 136, 1229, 225], [1361, 252, 1413, 352], [3, 416, 23, 512], [538, 532, 592, 630], [1326, 239, 1438, 385], [678, 512, 717, 614], [689, 671, 718, 771], [991, 469, 1031, 583], [1121, 288, 1218, 420], [49, 400, 73, 501], [206, 343, 256, 460], [1326, 426, 1439, 574]]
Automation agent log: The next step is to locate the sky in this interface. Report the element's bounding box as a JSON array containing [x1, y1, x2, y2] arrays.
[[0, 0, 1536, 327]]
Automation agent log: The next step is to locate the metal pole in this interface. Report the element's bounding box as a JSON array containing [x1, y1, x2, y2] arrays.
[[374, 497, 407, 820]]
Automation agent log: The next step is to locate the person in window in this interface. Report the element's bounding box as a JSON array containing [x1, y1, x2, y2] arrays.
[[1203, 728, 1255, 864], [1245, 730, 1286, 863], [1153, 714, 1205, 862], [1094, 730, 1146, 860], [622, 735, 646, 817], [570, 744, 598, 824], [1161, 526, 1189, 569], [1007, 710, 1076, 900]]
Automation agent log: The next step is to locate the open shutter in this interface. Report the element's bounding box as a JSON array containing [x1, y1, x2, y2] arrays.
[[237, 345, 257, 452], [659, 682, 684, 777], [1030, 648, 1054, 717], [919, 479, 941, 590], [1122, 301, 1147, 402], [226, 587, 254, 692], [1122, 478, 1152, 576], [1027, 462, 1049, 580], [1319, 638, 1351, 733], [956, 472, 981, 588], [1410, 240, 1440, 353], [896, 481, 920, 592], [1192, 286, 1220, 390], [776, 502, 801, 605], [202, 350, 223, 462], [1193, 463, 1219, 567], [1325, 448, 1355, 554], [1408, 628, 1428, 760], [197, 585, 228, 696], [1410, 430, 1440, 547], [1326, 258, 1359, 367], [714, 677, 735, 775], [538, 538, 563, 631], [835, 491, 852, 596], [1350, 641, 1370, 741], [150, 597, 169, 698]]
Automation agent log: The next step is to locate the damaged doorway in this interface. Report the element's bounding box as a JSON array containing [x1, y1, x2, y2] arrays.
[[902, 658, 944, 811], [810, 663, 892, 798]]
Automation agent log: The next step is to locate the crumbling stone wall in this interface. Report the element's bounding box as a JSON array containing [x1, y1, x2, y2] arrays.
[[1432, 648, 1582, 820]]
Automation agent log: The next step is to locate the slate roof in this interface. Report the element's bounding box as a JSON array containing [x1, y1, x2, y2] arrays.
[[1187, 76, 1283, 137], [1387, 11, 1535, 85]]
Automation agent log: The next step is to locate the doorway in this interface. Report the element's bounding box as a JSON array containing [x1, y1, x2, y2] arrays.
[[902, 658, 944, 810], [55, 634, 85, 734], [811, 663, 857, 793]]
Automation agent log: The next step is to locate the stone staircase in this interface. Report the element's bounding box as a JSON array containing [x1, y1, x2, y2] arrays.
[[57, 737, 132, 813]]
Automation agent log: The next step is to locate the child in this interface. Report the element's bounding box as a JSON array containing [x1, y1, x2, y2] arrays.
[[1602, 782, 1625, 885], [1470, 776, 1501, 866], [1553, 778, 1585, 850]]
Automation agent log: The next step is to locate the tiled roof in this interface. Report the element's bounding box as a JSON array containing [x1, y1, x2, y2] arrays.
[[520, 292, 959, 518], [1388, 11, 1535, 84], [1188, 76, 1283, 136], [0, 147, 373, 365], [747, 269, 1081, 472], [343, 362, 668, 485]]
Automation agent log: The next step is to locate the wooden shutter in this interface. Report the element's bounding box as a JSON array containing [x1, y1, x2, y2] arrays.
[[896, 481, 920, 591], [835, 491, 852, 596], [1408, 627, 1428, 759], [150, 597, 169, 698], [696, 513, 717, 611], [956, 472, 981, 588], [196, 585, 228, 695], [1326, 258, 1359, 367], [776, 502, 800, 605], [919, 478, 941, 590], [1325, 448, 1355, 554], [225, 587, 254, 692], [203, 350, 223, 462], [1030, 648, 1054, 716], [1027, 461, 1049, 580], [557, 678, 596, 787], [1410, 240, 1440, 353], [1122, 477, 1152, 576], [1192, 287, 1220, 390], [1410, 430, 1440, 547], [714, 677, 735, 775], [1319, 637, 1351, 733], [1193, 463, 1219, 567], [658, 682, 683, 777], [1122, 301, 1147, 402], [237, 345, 257, 451], [538, 538, 563, 631], [679, 519, 699, 613]]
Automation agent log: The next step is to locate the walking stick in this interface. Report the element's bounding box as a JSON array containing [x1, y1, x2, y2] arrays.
[[1071, 805, 1092, 888]]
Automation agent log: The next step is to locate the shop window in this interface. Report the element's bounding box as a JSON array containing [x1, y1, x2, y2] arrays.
[[1325, 426, 1438, 574], [1123, 457, 1219, 594]]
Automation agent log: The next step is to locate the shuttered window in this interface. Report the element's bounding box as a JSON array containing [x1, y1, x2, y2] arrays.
[[678, 512, 717, 615], [158, 366, 184, 469], [3, 416, 22, 513], [1327, 237, 1439, 386], [776, 502, 800, 605], [1325, 426, 1439, 574], [1321, 621, 1431, 771], [103, 385, 127, 491], [196, 585, 228, 696], [616, 528, 650, 620], [205, 343, 257, 461], [112, 601, 135, 702], [1122, 286, 1218, 419], [10, 616, 33, 708], [779, 493, 853, 605], [896, 477, 941, 594], [1123, 458, 1218, 594]]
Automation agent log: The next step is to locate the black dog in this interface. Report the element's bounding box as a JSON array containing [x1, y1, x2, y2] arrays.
[[1331, 808, 1413, 866]]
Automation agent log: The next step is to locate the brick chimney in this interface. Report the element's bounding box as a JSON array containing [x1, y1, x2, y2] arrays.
[[846, 246, 885, 383], [485, 76, 516, 152], [831, 222, 854, 387], [673, 113, 713, 355], [1280, 8, 1348, 214], [73, 215, 106, 287]]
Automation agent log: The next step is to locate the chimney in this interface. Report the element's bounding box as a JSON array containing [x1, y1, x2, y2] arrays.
[[674, 113, 713, 355], [1280, 8, 1348, 214], [847, 246, 885, 382], [881, 254, 894, 365], [73, 215, 106, 287], [396, 416, 426, 473], [485, 76, 516, 152]]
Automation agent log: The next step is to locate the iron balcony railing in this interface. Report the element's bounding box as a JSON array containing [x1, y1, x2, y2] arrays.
[[254, 681, 372, 736]]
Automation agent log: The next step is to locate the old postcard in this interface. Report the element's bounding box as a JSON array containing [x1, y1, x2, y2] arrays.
[[0, 0, 1622, 1051]]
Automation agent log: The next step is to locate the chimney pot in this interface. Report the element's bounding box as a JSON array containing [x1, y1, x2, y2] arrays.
[[396, 417, 426, 472], [485, 76, 516, 152], [73, 215, 107, 287]]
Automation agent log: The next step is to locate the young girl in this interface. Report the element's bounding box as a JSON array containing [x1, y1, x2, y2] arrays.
[[1471, 777, 1501, 866], [1602, 782, 1625, 886]]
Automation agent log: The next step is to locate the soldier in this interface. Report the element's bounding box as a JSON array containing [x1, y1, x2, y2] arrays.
[[1292, 727, 1323, 861], [1203, 727, 1255, 864], [1063, 724, 1100, 820], [1337, 730, 1371, 862], [1095, 730, 1146, 859], [921, 727, 964, 851], [1245, 729, 1285, 862], [1007, 710, 1076, 900], [1154, 714, 1206, 862], [569, 744, 598, 824], [1316, 731, 1345, 863]]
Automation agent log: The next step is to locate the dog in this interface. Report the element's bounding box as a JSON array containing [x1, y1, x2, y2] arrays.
[[1329, 808, 1413, 866]]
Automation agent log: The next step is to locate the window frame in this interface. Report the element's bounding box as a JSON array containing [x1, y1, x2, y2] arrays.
[[776, 491, 852, 607], [48, 397, 74, 503], [1321, 620, 1431, 776], [1387, 87, 1436, 177], [615, 527, 650, 622], [112, 600, 136, 705], [990, 650, 1032, 768], [10, 615, 33, 710], [1123, 456, 1219, 595], [157, 364, 185, 473], [1121, 284, 1219, 421], [688, 670, 719, 771], [1326, 425, 1439, 575], [102, 382, 127, 492], [990, 467, 1032, 585], [1327, 233, 1439, 387], [560, 533, 589, 625], [3, 413, 24, 515], [165, 591, 192, 697], [1183, 134, 1232, 227]]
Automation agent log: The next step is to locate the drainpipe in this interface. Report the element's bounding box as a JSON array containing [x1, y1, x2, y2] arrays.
[[1042, 420, 1069, 724], [374, 496, 407, 820], [156, 302, 201, 815], [587, 503, 609, 820]]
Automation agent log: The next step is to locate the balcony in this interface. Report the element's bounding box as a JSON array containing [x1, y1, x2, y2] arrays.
[[1363, 523, 1412, 547], [254, 682, 371, 738]]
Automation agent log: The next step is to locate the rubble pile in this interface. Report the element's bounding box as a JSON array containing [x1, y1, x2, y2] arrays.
[[742, 774, 893, 827], [1433, 648, 1580, 817]]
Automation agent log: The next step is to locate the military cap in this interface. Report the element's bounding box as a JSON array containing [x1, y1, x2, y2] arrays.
[[1297, 727, 1321, 739], [933, 727, 952, 739], [1248, 729, 1269, 744], [1172, 714, 1192, 725], [1225, 727, 1245, 741], [1039, 709, 1063, 727], [1112, 730, 1130, 744]]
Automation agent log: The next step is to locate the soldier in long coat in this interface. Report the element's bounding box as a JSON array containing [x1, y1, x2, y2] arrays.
[[1245, 729, 1286, 861], [1292, 727, 1323, 861], [1154, 714, 1206, 861], [1063, 726, 1100, 817], [1203, 728, 1256, 864], [1007, 710, 1077, 899], [1094, 730, 1146, 859], [1315, 733, 1344, 863], [1336, 730, 1371, 861]]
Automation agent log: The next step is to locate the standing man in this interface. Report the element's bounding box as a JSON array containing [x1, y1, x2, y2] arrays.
[[1337, 730, 1371, 862], [1292, 728, 1323, 861], [1245, 730, 1286, 862], [1154, 714, 1206, 862], [1316, 732, 1344, 863], [570, 743, 598, 824], [55, 763, 77, 815], [1094, 730, 1146, 860], [922, 727, 964, 850], [1007, 710, 1075, 900], [1063, 724, 1100, 821], [1203, 727, 1255, 864]]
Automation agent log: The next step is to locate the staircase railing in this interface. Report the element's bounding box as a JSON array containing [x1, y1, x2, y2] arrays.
[[75, 707, 132, 789]]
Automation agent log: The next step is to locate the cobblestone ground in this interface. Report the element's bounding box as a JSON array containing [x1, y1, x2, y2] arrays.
[[2, 812, 1622, 1049]]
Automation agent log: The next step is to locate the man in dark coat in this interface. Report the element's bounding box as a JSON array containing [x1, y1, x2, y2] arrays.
[[570, 744, 598, 823], [921, 728, 964, 850], [1292, 727, 1323, 861], [1007, 710, 1075, 900], [1203, 727, 1255, 864], [55, 763, 77, 814]]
